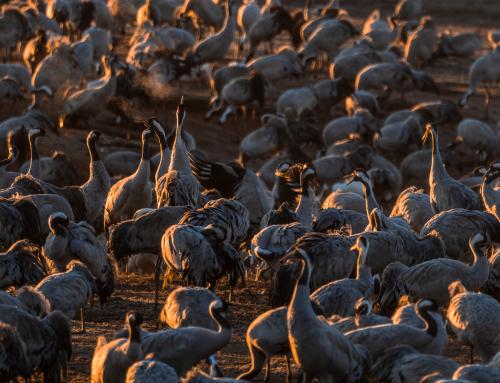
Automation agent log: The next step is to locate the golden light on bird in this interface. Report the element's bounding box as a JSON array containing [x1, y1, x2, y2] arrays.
[[59, 117, 64, 129]]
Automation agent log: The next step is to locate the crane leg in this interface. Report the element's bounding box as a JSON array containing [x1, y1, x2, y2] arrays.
[[285, 355, 292, 383], [484, 82, 491, 121], [154, 256, 163, 310], [264, 358, 271, 383], [80, 308, 85, 334]]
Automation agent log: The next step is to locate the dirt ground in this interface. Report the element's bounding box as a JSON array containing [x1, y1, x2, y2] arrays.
[[4, 0, 500, 381]]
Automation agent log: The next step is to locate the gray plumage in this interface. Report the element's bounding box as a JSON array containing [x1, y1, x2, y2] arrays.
[[355, 61, 415, 94], [32, 44, 81, 108], [413, 99, 462, 126], [44, 213, 115, 307], [330, 298, 392, 333], [260, 202, 300, 230], [185, 1, 236, 66], [0, 306, 72, 383], [157, 287, 223, 376], [390, 186, 434, 233], [20, 152, 78, 187], [81, 131, 111, 230], [369, 346, 458, 383], [21, 194, 75, 239], [456, 119, 499, 165], [312, 208, 368, 235], [126, 353, 178, 383], [322, 190, 366, 215], [383, 233, 489, 308], [0, 63, 52, 96], [63, 56, 120, 128], [448, 280, 500, 363], [0, 285, 49, 318], [237, 307, 290, 382], [0, 322, 32, 383], [395, 0, 422, 21], [310, 235, 373, 317], [190, 154, 271, 251], [346, 299, 439, 362], [248, 48, 303, 83], [0, 240, 45, 290], [104, 129, 153, 231], [392, 303, 448, 355], [118, 300, 232, 378], [0, 194, 42, 249], [252, 222, 311, 267], [420, 209, 500, 259], [276, 77, 351, 116], [375, 116, 422, 154], [270, 233, 356, 307], [423, 123, 479, 214], [480, 248, 500, 301], [367, 154, 403, 202], [461, 45, 500, 120], [323, 109, 378, 147], [35, 261, 97, 321], [405, 17, 437, 68], [108, 206, 190, 261], [346, 91, 381, 117], [299, 18, 359, 66], [453, 364, 500, 383], [180, 198, 250, 247], [400, 148, 462, 191]]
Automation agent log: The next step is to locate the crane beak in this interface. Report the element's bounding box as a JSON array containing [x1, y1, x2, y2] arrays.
[[422, 129, 430, 145], [350, 245, 358, 252]]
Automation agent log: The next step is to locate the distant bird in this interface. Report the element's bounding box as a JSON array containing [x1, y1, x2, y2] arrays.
[[92, 311, 144, 383], [404, 17, 437, 69], [260, 202, 300, 230], [104, 128, 153, 233], [423, 123, 480, 213], [44, 213, 115, 307], [0, 240, 45, 290], [25, 127, 49, 180], [394, 0, 422, 21], [433, 32, 482, 80], [312, 208, 368, 235], [390, 186, 434, 233], [36, 261, 97, 333], [461, 45, 500, 120]]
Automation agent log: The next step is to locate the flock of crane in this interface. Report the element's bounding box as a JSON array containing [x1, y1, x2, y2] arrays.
[[3, 0, 500, 382]]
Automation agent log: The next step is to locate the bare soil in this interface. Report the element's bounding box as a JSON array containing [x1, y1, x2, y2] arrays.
[[5, 0, 500, 381]]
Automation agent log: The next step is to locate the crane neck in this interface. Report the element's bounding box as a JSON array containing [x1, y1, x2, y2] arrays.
[[88, 138, 101, 162], [361, 180, 379, 219], [0, 154, 15, 171], [127, 318, 141, 345], [429, 130, 448, 182], [417, 305, 438, 338], [155, 130, 171, 183], [210, 306, 232, 332], [28, 136, 42, 179], [296, 185, 313, 228], [169, 116, 191, 173]]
